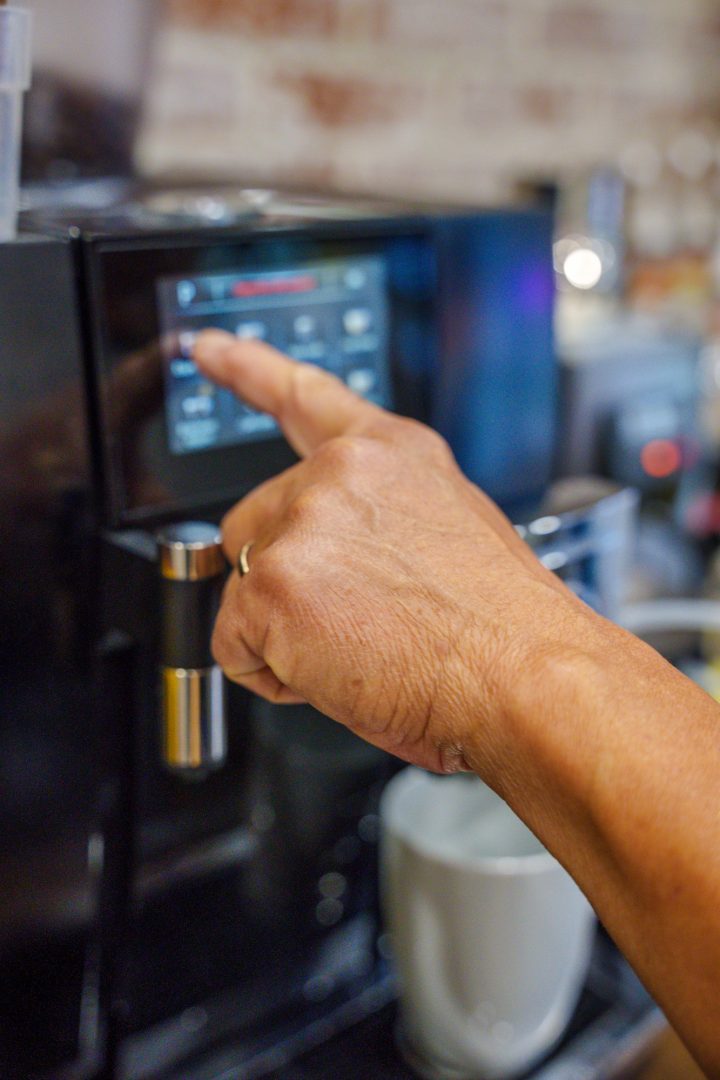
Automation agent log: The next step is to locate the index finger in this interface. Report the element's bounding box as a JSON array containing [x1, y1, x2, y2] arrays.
[[193, 328, 383, 457]]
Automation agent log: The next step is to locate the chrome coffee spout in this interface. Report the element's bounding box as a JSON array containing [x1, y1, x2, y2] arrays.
[[157, 522, 227, 775]]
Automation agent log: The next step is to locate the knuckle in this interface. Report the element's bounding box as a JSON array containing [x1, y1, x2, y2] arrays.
[[313, 434, 368, 474], [265, 679, 290, 706], [251, 539, 329, 629], [283, 486, 329, 529], [395, 417, 454, 462], [250, 543, 300, 605]]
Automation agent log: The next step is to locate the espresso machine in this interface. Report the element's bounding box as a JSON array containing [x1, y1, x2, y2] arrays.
[[0, 186, 560, 1079]]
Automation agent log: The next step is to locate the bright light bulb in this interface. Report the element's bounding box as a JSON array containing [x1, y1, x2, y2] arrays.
[[563, 248, 603, 290]]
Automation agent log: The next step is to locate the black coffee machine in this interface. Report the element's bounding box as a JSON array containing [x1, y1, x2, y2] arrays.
[[0, 187, 557, 1079]]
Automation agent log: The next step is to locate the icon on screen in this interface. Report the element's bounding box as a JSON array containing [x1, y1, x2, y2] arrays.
[[343, 308, 372, 336], [343, 267, 367, 290], [176, 281, 197, 307], [178, 330, 197, 356], [181, 394, 215, 419], [236, 321, 267, 340], [346, 368, 377, 394], [170, 358, 196, 379], [294, 314, 317, 340]]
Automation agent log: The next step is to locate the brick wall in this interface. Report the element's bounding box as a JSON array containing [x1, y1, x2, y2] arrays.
[[137, 0, 720, 202]]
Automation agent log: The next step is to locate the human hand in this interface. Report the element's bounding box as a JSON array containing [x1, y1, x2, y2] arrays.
[[194, 332, 720, 1080], [193, 329, 585, 775]]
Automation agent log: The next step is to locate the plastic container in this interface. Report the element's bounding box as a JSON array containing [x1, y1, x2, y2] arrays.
[[0, 6, 32, 242]]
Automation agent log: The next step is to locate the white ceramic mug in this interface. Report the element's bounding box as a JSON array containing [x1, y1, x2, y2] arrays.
[[380, 769, 596, 1079]]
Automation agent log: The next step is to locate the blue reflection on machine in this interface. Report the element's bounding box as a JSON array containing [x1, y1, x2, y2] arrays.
[[431, 211, 557, 517]]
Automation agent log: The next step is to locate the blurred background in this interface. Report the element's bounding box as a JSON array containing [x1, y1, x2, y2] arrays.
[[4, 4, 719, 1077], [22, 0, 720, 198]]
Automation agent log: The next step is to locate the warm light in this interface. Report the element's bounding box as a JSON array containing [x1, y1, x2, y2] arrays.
[[640, 439, 682, 479], [562, 248, 603, 290]]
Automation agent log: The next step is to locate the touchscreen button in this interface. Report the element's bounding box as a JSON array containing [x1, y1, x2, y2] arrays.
[[157, 256, 392, 457]]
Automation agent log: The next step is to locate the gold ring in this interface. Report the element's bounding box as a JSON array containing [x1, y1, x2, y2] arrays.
[[237, 540, 254, 578]]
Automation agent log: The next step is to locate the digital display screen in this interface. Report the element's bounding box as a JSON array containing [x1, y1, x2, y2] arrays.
[[157, 256, 392, 455]]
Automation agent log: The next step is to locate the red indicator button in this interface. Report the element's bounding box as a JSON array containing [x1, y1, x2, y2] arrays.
[[640, 438, 682, 479], [231, 274, 318, 298]]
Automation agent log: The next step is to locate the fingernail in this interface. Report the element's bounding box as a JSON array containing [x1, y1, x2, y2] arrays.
[[193, 328, 235, 369]]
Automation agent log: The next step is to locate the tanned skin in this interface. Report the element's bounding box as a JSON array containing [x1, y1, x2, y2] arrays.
[[194, 328, 720, 1078]]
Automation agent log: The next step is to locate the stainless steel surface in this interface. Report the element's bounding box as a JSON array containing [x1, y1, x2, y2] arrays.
[[138, 187, 266, 225], [516, 481, 638, 620], [157, 521, 224, 581], [162, 665, 226, 771]]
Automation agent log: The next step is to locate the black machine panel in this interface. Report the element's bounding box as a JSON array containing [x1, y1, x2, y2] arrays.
[[2, 189, 558, 1080], [0, 237, 102, 1078]]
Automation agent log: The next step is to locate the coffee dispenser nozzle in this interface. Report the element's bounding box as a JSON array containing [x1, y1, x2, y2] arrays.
[[157, 522, 227, 776]]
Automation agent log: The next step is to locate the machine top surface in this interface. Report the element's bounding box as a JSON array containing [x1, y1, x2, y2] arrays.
[[20, 181, 540, 242]]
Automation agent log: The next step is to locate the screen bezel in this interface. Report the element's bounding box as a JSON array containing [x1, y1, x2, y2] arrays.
[[84, 224, 437, 528]]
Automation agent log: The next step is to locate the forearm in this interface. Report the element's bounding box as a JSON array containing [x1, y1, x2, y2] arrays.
[[463, 602, 720, 1075], [192, 331, 720, 1073]]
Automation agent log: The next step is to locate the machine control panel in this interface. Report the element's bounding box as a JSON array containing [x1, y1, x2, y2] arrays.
[[157, 256, 391, 455], [86, 227, 435, 526]]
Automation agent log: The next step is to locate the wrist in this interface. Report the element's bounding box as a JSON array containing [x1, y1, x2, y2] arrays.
[[456, 585, 613, 804]]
